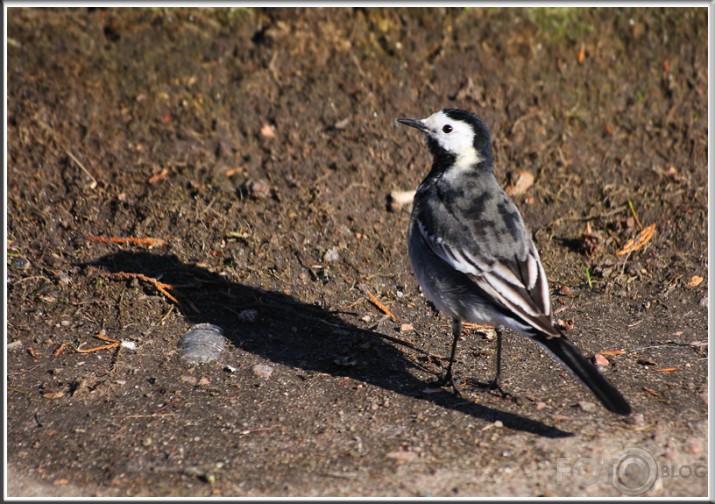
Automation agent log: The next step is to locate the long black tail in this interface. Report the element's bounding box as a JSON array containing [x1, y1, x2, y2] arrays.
[[537, 332, 631, 415]]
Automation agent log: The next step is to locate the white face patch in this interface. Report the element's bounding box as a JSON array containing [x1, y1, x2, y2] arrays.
[[422, 110, 482, 169]]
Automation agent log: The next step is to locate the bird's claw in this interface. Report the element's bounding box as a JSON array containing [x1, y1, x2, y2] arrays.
[[466, 378, 519, 404], [432, 372, 463, 397], [487, 380, 519, 403]]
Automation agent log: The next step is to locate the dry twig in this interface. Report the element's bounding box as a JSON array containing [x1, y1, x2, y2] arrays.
[[86, 235, 167, 248], [53, 342, 68, 357], [104, 271, 180, 305], [358, 284, 397, 320], [148, 167, 170, 184], [76, 331, 120, 354]]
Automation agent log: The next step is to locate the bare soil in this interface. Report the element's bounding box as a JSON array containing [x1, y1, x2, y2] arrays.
[[6, 7, 708, 497]]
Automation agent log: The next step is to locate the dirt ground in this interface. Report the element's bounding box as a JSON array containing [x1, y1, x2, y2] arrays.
[[5, 7, 709, 497]]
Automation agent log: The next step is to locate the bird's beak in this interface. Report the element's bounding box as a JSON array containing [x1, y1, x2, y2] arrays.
[[396, 117, 429, 133]]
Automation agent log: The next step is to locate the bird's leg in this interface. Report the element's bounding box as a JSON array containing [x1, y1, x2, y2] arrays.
[[491, 325, 504, 387], [486, 325, 517, 402], [433, 318, 462, 395]]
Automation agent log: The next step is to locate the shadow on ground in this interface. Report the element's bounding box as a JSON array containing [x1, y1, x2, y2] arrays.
[[88, 251, 572, 439]]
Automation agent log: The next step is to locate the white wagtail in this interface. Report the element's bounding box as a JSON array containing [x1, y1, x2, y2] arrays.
[[397, 108, 631, 415]]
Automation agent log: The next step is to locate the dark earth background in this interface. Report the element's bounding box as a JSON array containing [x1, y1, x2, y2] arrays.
[[5, 7, 708, 497]]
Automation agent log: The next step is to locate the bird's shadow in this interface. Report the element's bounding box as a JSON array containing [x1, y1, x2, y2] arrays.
[[87, 251, 572, 438]]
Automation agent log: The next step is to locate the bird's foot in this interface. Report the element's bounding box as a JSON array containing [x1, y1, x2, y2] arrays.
[[431, 372, 463, 397], [466, 378, 519, 404], [487, 380, 519, 403]]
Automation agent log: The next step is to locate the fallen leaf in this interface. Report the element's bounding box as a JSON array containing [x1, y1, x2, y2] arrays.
[[582, 221, 605, 255], [555, 318, 575, 331], [592, 353, 610, 366], [616, 223, 656, 256], [504, 170, 535, 197], [687, 275, 704, 288]]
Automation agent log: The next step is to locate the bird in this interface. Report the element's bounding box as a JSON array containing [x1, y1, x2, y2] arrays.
[[396, 108, 631, 415]]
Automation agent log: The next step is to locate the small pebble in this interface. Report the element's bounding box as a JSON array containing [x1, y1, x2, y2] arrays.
[[334, 117, 350, 130], [559, 285, 575, 297], [238, 309, 258, 323], [180, 323, 226, 364], [7, 340, 23, 351], [399, 323, 414, 333], [10, 257, 30, 271], [55, 271, 71, 286], [689, 340, 707, 351], [385, 450, 417, 462], [698, 389, 708, 405], [626, 413, 645, 426], [683, 436, 702, 454], [388, 190, 416, 212], [323, 247, 340, 262], [578, 401, 597, 412], [252, 363, 274, 379], [535, 401, 547, 410], [247, 178, 271, 199], [260, 124, 275, 138]]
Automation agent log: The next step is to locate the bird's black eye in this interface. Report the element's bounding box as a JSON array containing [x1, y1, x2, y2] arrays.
[[442, 124, 453, 133]]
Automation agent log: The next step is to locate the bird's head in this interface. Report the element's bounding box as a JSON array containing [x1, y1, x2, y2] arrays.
[[397, 108, 493, 171]]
